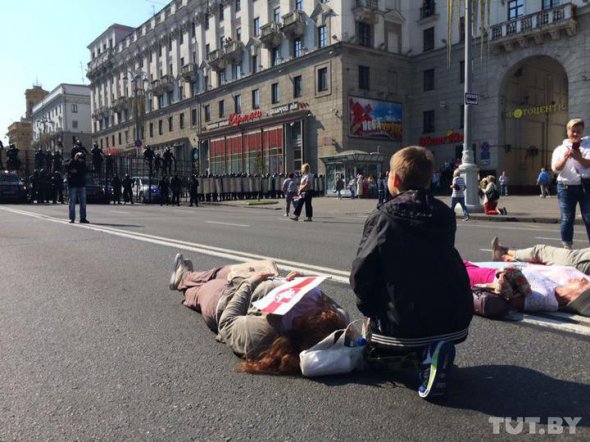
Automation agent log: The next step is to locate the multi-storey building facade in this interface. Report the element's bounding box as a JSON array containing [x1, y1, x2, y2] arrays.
[[87, 0, 590, 192], [6, 86, 48, 154], [31, 84, 92, 156]]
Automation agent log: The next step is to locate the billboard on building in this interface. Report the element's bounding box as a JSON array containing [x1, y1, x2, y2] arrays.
[[348, 96, 402, 141]]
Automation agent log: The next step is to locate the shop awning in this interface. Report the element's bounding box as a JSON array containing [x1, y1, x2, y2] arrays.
[[319, 150, 386, 164]]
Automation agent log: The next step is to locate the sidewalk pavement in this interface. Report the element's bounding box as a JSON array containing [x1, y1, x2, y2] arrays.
[[213, 194, 582, 225]]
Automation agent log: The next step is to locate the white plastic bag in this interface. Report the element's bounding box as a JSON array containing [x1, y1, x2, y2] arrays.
[[299, 320, 366, 377]]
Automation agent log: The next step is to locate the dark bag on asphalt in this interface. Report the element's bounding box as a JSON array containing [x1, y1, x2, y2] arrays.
[[472, 288, 510, 319]]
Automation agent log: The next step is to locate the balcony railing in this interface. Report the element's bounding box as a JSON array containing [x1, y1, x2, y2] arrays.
[[151, 75, 174, 96], [87, 49, 114, 78], [352, 0, 379, 25], [490, 3, 576, 51], [207, 48, 226, 71], [222, 40, 244, 65], [181, 63, 198, 81], [354, 0, 378, 10], [281, 10, 307, 39], [260, 22, 283, 48]]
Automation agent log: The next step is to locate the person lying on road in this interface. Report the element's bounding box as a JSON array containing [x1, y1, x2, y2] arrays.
[[492, 237, 590, 275], [168, 254, 349, 374]]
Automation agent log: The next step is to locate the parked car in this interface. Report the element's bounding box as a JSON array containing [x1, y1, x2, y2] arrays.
[[134, 177, 160, 203], [0, 171, 27, 203]]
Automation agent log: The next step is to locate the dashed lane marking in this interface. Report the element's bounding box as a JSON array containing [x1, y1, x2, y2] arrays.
[[205, 221, 250, 227], [2, 206, 588, 336]]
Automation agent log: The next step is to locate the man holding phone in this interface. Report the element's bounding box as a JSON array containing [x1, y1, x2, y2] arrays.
[[551, 118, 590, 249]]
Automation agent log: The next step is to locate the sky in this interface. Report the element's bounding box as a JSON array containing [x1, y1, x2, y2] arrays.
[[0, 0, 162, 143]]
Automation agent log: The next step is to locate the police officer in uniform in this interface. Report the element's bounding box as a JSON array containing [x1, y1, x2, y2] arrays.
[[105, 153, 114, 180], [7, 144, 21, 172], [51, 171, 64, 204], [154, 153, 162, 176], [35, 149, 45, 170], [122, 174, 133, 204], [170, 174, 182, 206], [143, 145, 155, 176], [70, 139, 88, 159], [111, 174, 122, 204], [163, 147, 175, 176], [158, 175, 170, 206], [189, 174, 199, 207], [91, 143, 104, 176]]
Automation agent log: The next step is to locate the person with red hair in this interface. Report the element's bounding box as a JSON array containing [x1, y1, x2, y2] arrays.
[[169, 254, 349, 374]]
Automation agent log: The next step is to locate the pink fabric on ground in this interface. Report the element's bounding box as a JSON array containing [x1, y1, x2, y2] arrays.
[[463, 260, 497, 286]]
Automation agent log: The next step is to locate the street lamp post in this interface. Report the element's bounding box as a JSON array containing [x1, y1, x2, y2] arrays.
[[459, 0, 482, 212]]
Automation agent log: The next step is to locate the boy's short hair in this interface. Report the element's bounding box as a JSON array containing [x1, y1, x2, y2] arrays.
[[390, 146, 434, 190]]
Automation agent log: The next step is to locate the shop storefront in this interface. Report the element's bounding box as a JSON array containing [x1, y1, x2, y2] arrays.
[[198, 102, 310, 176]]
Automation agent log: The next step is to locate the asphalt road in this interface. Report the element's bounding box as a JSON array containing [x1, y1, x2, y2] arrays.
[[1, 203, 589, 441]]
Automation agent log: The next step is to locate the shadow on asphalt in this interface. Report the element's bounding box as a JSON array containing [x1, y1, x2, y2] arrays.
[[308, 365, 590, 424]]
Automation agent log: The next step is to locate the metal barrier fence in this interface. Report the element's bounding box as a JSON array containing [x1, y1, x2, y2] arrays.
[[4, 151, 326, 203]]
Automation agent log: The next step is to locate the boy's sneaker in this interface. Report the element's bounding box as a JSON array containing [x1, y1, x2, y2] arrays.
[[169, 253, 188, 290], [491, 236, 508, 261], [418, 341, 455, 399]]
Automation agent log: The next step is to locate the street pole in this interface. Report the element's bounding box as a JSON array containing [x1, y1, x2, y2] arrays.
[[459, 0, 482, 212]]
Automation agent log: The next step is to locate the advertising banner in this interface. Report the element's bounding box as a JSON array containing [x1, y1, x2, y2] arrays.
[[349, 96, 402, 141]]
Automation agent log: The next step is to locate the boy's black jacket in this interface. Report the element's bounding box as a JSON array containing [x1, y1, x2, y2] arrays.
[[350, 189, 474, 339]]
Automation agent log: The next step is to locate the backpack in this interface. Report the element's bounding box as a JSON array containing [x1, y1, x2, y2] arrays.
[[486, 185, 500, 202]]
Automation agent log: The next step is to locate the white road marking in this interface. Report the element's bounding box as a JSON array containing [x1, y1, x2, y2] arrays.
[[110, 210, 130, 214], [2, 206, 588, 336], [205, 221, 250, 227], [535, 236, 587, 243]]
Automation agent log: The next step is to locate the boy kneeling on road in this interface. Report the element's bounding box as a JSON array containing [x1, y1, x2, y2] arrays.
[[350, 146, 474, 399]]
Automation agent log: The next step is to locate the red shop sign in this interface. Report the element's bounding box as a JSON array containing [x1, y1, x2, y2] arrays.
[[228, 110, 263, 127], [419, 131, 464, 146]]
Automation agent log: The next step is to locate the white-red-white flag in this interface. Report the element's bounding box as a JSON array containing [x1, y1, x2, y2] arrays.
[[252, 276, 327, 315]]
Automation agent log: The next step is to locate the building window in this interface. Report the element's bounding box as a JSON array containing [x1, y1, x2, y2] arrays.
[[72, 104, 78, 113], [219, 71, 226, 84], [318, 25, 327, 48], [205, 13, 210, 30], [459, 105, 464, 129], [252, 89, 260, 109], [168, 116, 173, 131], [252, 54, 258, 73], [158, 120, 163, 135], [236, 27, 242, 41], [167, 90, 173, 106], [219, 5, 224, 21], [236, 0, 241, 12], [234, 94, 242, 113], [508, 0, 524, 20], [271, 47, 280, 66], [359, 65, 370, 90], [317, 67, 328, 92], [204, 104, 211, 122], [271, 82, 280, 104], [293, 75, 302, 98], [358, 23, 372, 47], [191, 109, 197, 126], [423, 110, 435, 133], [459, 16, 465, 42], [543, 0, 560, 9], [205, 44, 210, 59], [423, 27, 434, 51], [218, 100, 225, 118], [149, 122, 154, 137], [459, 60, 465, 83], [220, 35, 225, 48], [180, 113, 185, 129], [253, 17, 260, 36], [118, 132, 122, 145], [273, 7, 281, 23], [180, 33, 184, 45], [72, 120, 78, 129], [295, 0, 303, 10], [294, 38, 302, 57], [423, 68, 435, 91]]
